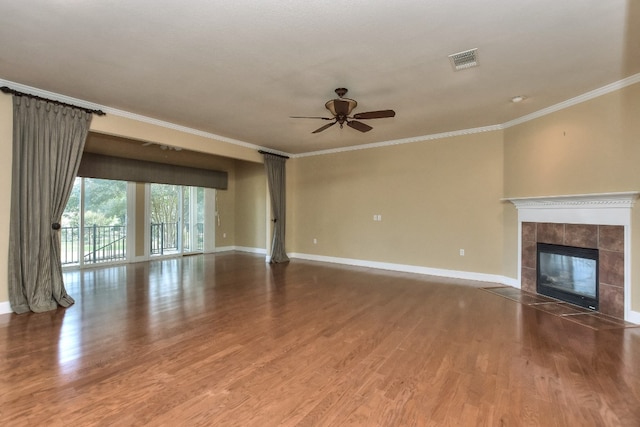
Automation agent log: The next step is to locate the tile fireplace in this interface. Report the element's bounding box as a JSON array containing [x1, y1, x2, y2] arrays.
[[506, 192, 638, 322]]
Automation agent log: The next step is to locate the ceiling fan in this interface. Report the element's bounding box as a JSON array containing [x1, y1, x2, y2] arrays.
[[291, 88, 396, 134]]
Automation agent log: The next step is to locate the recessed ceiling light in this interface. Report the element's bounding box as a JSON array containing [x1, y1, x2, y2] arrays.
[[511, 95, 526, 103]]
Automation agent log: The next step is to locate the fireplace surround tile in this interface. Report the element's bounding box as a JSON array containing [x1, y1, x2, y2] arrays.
[[599, 225, 625, 252], [564, 224, 598, 248], [522, 267, 536, 293], [599, 283, 624, 318], [521, 241, 537, 269], [600, 250, 625, 287], [522, 222, 536, 242], [537, 223, 564, 245], [521, 222, 625, 320]]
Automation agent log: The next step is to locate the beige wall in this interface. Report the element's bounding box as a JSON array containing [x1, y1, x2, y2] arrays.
[[91, 114, 262, 163], [504, 83, 640, 197], [1, 81, 639, 314], [216, 169, 236, 248], [504, 82, 640, 311], [234, 160, 267, 249], [289, 131, 505, 275]]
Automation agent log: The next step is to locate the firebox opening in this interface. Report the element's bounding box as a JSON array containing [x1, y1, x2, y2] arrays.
[[536, 243, 599, 311]]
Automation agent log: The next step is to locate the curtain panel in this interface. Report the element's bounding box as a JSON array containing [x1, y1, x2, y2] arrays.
[[8, 96, 93, 313], [263, 153, 289, 263]]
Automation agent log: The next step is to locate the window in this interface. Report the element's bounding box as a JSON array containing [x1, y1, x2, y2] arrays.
[[61, 177, 128, 266]]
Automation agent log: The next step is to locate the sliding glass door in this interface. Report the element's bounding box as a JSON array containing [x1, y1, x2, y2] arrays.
[[182, 186, 205, 253], [149, 184, 206, 257]]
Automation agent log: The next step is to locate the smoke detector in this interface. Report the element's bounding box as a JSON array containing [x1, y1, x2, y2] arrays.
[[448, 48, 479, 71]]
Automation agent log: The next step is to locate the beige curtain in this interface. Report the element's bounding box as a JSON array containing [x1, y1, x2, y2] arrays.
[[9, 96, 93, 313], [263, 153, 289, 263]]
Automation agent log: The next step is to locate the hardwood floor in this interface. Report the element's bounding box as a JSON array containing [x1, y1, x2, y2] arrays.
[[1, 253, 640, 426]]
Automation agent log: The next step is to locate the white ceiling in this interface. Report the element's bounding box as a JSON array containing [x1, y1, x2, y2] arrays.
[[0, 0, 638, 155]]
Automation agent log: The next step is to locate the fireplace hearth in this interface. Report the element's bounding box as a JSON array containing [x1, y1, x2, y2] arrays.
[[537, 242, 598, 310]]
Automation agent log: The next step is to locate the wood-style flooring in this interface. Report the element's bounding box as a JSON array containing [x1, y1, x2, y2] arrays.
[[1, 253, 640, 426]]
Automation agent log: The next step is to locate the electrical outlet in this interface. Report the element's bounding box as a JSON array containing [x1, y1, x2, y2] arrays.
[[313, 238, 317, 244], [223, 233, 227, 239], [459, 249, 465, 256]]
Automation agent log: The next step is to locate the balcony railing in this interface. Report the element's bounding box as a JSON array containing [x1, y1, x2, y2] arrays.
[[61, 222, 205, 265], [61, 225, 126, 265], [150, 222, 178, 255]]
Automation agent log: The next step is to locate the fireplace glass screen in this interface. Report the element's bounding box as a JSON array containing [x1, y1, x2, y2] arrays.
[[537, 243, 598, 310]]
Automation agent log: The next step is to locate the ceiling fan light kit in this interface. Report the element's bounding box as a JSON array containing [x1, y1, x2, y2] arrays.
[[292, 88, 395, 134]]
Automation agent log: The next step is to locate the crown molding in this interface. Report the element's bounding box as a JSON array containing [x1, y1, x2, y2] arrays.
[[502, 73, 640, 129], [292, 124, 503, 158], [3, 72, 639, 160], [0, 78, 288, 157], [0, 78, 105, 111]]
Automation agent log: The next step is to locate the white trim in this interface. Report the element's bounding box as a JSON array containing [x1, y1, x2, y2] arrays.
[[0, 78, 287, 158], [629, 310, 640, 325], [506, 192, 640, 226], [502, 73, 640, 129], [235, 246, 267, 255], [2, 73, 638, 159], [0, 79, 106, 112], [506, 192, 638, 323], [504, 191, 640, 210], [292, 125, 503, 158], [289, 252, 515, 287], [0, 300, 11, 315]]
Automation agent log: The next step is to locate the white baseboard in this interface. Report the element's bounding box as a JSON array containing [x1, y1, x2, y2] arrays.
[[234, 246, 267, 255], [0, 300, 12, 315], [288, 253, 640, 324], [628, 310, 640, 325], [288, 252, 516, 287]]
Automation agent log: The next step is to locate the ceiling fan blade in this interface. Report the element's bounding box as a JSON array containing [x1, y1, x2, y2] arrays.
[[334, 99, 350, 116], [290, 116, 333, 120], [353, 110, 396, 119], [347, 121, 373, 133], [312, 121, 337, 134]]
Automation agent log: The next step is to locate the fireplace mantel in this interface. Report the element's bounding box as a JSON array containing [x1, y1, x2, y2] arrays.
[[505, 192, 640, 210], [504, 192, 640, 323], [504, 192, 640, 226]]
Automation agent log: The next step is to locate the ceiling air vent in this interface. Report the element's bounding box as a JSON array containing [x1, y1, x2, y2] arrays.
[[448, 48, 478, 71]]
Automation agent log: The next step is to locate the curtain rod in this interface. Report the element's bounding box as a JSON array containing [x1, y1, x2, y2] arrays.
[[258, 150, 289, 159], [0, 86, 106, 116]]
